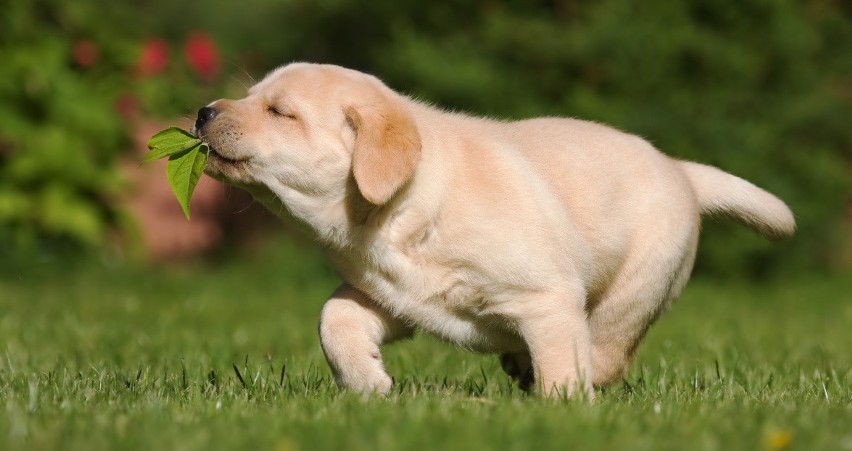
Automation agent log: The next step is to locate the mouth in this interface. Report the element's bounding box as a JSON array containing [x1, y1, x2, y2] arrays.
[[195, 128, 251, 181], [206, 145, 247, 165], [203, 142, 251, 183]]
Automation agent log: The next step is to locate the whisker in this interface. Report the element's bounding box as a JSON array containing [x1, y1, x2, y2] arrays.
[[227, 60, 256, 90], [233, 197, 257, 215]]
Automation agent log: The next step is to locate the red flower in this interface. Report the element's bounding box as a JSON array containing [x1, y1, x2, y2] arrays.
[[185, 32, 220, 81], [72, 40, 99, 68], [138, 39, 169, 77]]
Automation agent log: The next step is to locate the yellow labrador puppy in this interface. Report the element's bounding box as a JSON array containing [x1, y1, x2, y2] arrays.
[[196, 63, 794, 398]]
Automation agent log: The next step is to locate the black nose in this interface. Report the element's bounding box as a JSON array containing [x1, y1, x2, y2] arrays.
[[195, 106, 218, 130]]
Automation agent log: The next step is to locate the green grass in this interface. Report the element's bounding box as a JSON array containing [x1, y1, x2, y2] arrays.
[[1, 239, 850, 450]]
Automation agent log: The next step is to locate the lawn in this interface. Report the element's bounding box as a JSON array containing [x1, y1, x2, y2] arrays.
[[1, 238, 850, 451]]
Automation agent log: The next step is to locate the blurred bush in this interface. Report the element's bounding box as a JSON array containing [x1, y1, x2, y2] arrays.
[[1, 0, 849, 277], [0, 1, 129, 249], [0, 0, 232, 253]]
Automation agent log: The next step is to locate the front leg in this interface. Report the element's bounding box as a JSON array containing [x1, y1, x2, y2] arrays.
[[319, 284, 413, 394], [515, 291, 594, 399]]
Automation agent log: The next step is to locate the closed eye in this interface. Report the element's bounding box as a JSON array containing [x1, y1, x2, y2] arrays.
[[267, 105, 297, 120]]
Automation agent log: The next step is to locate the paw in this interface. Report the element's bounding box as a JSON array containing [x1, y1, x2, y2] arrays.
[[336, 368, 393, 395]]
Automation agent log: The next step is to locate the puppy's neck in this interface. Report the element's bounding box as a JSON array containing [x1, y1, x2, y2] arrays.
[[254, 137, 450, 259], [246, 174, 381, 250]]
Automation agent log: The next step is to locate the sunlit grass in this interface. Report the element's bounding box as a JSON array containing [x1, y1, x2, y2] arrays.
[[1, 239, 850, 450]]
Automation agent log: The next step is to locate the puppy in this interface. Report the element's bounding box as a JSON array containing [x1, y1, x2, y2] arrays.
[[196, 63, 795, 398]]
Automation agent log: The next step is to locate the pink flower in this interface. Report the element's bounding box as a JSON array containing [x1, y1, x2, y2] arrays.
[[138, 39, 169, 77], [72, 40, 99, 68], [185, 32, 220, 81]]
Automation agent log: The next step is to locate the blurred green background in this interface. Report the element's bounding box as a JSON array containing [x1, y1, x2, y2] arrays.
[[1, 0, 850, 278]]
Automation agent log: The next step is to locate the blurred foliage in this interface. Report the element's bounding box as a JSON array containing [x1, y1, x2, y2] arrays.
[[0, 0, 230, 252], [1, 0, 850, 277], [0, 0, 128, 249]]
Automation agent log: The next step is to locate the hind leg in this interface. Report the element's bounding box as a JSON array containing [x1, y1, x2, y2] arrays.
[[589, 236, 698, 386]]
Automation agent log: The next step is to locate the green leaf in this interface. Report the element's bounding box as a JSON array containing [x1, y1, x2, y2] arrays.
[[166, 144, 208, 220], [145, 127, 210, 220], [145, 127, 202, 162]]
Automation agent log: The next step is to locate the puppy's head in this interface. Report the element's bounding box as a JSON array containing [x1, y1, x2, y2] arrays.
[[196, 63, 421, 211]]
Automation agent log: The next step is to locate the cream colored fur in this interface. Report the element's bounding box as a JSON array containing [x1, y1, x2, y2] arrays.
[[199, 63, 795, 398]]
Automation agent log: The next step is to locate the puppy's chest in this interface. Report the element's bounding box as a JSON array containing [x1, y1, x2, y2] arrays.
[[330, 247, 522, 352], [345, 250, 482, 315]]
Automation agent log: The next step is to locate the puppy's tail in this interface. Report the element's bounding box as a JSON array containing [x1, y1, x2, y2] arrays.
[[677, 160, 795, 240]]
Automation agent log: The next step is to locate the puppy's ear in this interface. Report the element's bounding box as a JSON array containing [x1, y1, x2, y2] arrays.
[[345, 96, 421, 205]]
